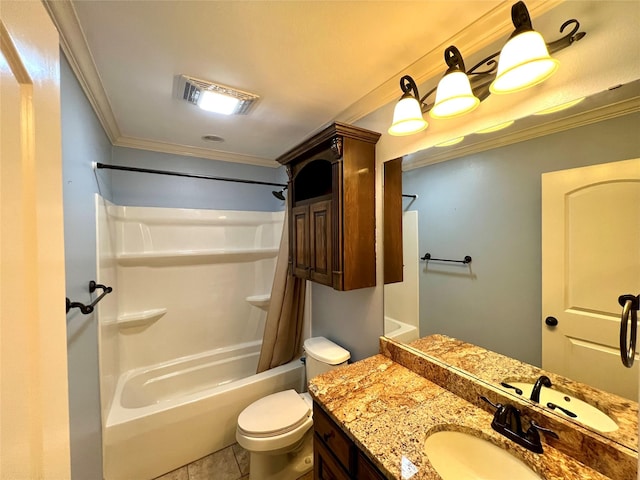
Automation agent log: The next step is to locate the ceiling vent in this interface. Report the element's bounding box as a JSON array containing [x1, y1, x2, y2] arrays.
[[177, 75, 259, 115]]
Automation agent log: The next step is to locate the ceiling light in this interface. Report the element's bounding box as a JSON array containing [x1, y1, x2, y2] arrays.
[[198, 91, 240, 115], [435, 137, 464, 147], [475, 120, 515, 134], [533, 96, 585, 115], [388, 1, 585, 136], [177, 75, 259, 115]]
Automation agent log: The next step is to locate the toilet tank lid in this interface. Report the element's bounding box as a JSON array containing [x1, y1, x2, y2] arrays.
[[303, 337, 350, 365]]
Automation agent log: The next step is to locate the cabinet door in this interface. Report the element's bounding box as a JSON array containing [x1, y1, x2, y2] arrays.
[[357, 451, 386, 480], [314, 435, 351, 480], [292, 205, 310, 278], [309, 200, 332, 286]]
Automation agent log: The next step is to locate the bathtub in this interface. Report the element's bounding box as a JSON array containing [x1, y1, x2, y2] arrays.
[[384, 316, 419, 343], [103, 340, 304, 480]]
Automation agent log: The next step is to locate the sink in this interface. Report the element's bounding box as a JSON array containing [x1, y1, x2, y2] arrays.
[[508, 382, 618, 433], [424, 430, 541, 480]]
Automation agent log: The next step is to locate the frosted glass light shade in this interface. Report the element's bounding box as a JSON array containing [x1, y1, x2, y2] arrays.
[[430, 71, 480, 119], [490, 30, 559, 94], [388, 96, 428, 136]]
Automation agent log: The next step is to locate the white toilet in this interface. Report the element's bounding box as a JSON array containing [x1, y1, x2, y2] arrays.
[[236, 337, 350, 480]]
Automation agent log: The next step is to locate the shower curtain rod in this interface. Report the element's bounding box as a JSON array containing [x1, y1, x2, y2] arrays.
[[94, 162, 287, 188]]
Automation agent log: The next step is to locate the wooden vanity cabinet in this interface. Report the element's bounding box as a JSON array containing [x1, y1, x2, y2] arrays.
[[313, 403, 386, 480], [277, 122, 380, 291]]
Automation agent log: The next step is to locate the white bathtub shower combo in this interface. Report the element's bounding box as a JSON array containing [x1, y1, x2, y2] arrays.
[[96, 197, 306, 480]]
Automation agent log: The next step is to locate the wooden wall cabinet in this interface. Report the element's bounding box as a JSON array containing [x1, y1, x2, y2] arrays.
[[277, 122, 380, 291], [383, 158, 404, 285], [313, 403, 386, 480]]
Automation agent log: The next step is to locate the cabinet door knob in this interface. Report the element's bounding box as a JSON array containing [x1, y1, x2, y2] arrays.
[[545, 316, 559, 327], [322, 431, 335, 442]]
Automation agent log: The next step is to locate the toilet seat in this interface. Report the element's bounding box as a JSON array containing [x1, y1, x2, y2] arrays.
[[237, 389, 311, 438]]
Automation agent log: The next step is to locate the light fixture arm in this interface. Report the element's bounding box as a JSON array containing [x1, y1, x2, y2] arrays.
[[399, 75, 420, 99], [510, 0, 534, 36], [547, 19, 585, 54], [444, 45, 466, 73]]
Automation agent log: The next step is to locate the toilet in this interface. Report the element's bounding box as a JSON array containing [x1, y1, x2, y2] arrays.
[[236, 337, 350, 480]]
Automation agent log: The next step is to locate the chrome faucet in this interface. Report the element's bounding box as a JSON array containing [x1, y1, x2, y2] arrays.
[[530, 375, 552, 403], [480, 396, 559, 454]]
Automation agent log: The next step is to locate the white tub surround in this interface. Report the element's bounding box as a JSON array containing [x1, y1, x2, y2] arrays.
[[96, 200, 294, 479], [384, 316, 419, 343], [384, 210, 419, 341]]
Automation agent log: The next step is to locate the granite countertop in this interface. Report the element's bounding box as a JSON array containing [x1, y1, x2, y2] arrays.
[[408, 334, 638, 450], [309, 354, 609, 480]]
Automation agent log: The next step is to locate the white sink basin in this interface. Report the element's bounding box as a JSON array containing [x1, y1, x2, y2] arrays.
[[509, 383, 618, 433], [424, 431, 541, 480]]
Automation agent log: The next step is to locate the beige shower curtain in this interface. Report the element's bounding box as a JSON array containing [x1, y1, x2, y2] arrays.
[[257, 210, 307, 373]]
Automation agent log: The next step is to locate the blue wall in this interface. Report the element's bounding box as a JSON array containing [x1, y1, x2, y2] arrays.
[[403, 112, 640, 366], [61, 52, 112, 480], [111, 147, 285, 211]]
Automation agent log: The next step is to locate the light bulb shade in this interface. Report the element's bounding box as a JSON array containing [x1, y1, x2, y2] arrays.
[[490, 30, 559, 94], [388, 95, 428, 136], [429, 71, 480, 119]]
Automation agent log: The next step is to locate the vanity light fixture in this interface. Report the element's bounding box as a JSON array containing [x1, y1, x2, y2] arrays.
[[429, 46, 480, 119], [490, 1, 558, 94], [388, 76, 429, 136], [177, 75, 259, 115], [387, 1, 585, 137]]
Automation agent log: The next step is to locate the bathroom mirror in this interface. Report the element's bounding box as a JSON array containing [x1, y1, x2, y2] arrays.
[[379, 78, 640, 453]]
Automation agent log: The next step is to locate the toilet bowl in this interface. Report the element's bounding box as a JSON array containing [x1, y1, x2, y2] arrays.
[[236, 337, 350, 480]]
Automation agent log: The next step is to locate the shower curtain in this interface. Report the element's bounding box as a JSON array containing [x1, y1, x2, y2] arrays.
[[257, 210, 306, 373]]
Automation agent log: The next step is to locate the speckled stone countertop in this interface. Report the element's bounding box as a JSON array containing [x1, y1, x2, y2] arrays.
[[407, 334, 638, 450], [309, 354, 609, 480]]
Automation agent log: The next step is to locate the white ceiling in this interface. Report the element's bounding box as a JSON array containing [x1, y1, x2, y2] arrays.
[[46, 1, 639, 168]]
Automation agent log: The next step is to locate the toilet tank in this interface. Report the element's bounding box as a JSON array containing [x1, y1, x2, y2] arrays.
[[303, 337, 350, 380]]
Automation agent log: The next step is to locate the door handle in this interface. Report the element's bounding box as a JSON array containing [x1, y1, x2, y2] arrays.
[[618, 294, 640, 368], [545, 316, 558, 327]]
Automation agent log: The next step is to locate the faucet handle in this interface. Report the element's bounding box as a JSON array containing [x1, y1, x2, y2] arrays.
[[527, 420, 559, 440], [479, 395, 502, 411]]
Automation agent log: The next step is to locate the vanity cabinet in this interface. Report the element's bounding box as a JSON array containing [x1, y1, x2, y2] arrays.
[[277, 122, 380, 291], [313, 403, 386, 480]]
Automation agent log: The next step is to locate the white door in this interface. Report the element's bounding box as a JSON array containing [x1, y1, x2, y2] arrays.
[[542, 158, 640, 400], [0, 2, 71, 477]]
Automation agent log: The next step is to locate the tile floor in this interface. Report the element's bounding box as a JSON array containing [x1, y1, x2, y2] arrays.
[[153, 443, 313, 480]]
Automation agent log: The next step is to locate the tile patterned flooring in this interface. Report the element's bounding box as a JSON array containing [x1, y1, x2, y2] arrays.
[[153, 443, 313, 480]]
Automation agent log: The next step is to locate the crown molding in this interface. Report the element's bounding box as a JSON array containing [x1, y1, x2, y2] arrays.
[[43, 0, 121, 143], [404, 96, 640, 171], [114, 136, 279, 168], [336, 0, 563, 125]]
